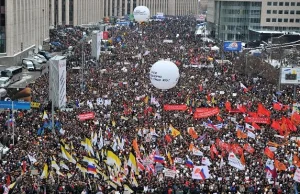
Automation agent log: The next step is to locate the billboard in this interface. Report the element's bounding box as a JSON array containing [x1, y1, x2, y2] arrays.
[[0, 101, 30, 110], [223, 41, 242, 52], [280, 68, 300, 84], [91, 32, 101, 60], [49, 57, 67, 108]]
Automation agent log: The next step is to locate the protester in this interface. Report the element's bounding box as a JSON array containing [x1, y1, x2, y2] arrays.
[[0, 16, 300, 194]]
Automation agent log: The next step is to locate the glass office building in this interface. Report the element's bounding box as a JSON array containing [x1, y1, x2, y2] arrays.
[[208, 1, 262, 42]]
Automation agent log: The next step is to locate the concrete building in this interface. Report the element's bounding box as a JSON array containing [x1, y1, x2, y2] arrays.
[[49, 0, 104, 26], [103, 0, 200, 17], [207, 0, 300, 42], [0, 0, 50, 66]]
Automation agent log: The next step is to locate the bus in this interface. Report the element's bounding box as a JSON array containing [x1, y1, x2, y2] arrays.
[[1, 66, 23, 85]]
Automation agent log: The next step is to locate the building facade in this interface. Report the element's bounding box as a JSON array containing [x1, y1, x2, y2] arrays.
[[103, 0, 199, 17], [0, 0, 49, 66], [49, 0, 104, 26], [207, 0, 300, 42]]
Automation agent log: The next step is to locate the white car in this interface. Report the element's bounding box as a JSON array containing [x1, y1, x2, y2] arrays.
[[31, 55, 44, 63]]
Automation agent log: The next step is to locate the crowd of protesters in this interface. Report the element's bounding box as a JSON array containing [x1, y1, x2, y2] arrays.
[[0, 16, 300, 194]]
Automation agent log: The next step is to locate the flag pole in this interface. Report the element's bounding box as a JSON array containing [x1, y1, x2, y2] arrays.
[[12, 101, 15, 145]]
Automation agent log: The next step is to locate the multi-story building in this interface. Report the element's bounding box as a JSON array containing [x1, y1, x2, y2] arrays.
[[207, 0, 300, 42], [49, 0, 104, 26], [103, 0, 200, 17], [0, 0, 49, 66]]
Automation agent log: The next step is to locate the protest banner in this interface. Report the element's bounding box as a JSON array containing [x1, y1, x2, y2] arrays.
[[245, 117, 270, 124], [163, 104, 187, 111], [193, 108, 219, 119], [78, 112, 95, 121], [294, 168, 300, 182]]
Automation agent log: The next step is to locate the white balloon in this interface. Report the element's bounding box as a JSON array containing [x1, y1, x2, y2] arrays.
[[133, 6, 150, 23], [150, 60, 180, 90]]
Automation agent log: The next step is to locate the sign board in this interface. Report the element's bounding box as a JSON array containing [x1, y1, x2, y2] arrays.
[[30, 102, 41, 108], [223, 41, 242, 52], [280, 68, 300, 84], [0, 101, 30, 110], [164, 169, 176, 178], [294, 168, 300, 182]]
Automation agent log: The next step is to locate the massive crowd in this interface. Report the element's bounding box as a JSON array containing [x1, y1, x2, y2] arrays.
[[0, 16, 300, 194]]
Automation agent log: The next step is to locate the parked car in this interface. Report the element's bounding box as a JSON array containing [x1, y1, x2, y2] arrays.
[[22, 59, 35, 71], [31, 54, 46, 63], [38, 51, 52, 60], [22, 58, 46, 71]]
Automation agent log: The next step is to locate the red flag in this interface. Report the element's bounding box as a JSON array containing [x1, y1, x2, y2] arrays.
[[257, 103, 271, 117], [271, 120, 281, 131], [216, 115, 223, 122], [243, 143, 255, 154], [238, 105, 247, 113], [248, 112, 259, 117], [264, 147, 275, 159], [210, 144, 219, 160], [165, 135, 172, 143], [231, 144, 243, 155], [273, 102, 282, 111], [225, 101, 232, 111]]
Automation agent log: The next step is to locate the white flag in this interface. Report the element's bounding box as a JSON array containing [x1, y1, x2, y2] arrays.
[[247, 131, 256, 139], [228, 152, 245, 170]]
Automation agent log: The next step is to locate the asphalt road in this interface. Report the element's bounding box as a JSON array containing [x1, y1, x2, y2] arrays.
[[8, 65, 49, 89]]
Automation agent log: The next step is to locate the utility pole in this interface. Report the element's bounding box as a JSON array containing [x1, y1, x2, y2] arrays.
[[12, 101, 14, 145], [50, 60, 55, 134]]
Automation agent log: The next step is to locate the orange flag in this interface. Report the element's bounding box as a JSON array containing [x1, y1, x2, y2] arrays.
[[132, 138, 140, 155], [237, 129, 247, 139], [293, 155, 300, 167], [264, 147, 274, 159], [267, 141, 280, 148], [189, 142, 194, 151], [187, 127, 198, 139], [274, 159, 287, 171]]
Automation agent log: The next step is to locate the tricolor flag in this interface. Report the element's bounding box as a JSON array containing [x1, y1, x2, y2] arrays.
[[192, 166, 210, 180], [185, 158, 194, 168], [87, 163, 97, 175], [154, 155, 165, 164], [240, 82, 249, 92]]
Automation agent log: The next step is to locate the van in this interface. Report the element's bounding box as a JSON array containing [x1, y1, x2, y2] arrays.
[[22, 58, 45, 71], [22, 59, 35, 71], [0, 77, 11, 88]]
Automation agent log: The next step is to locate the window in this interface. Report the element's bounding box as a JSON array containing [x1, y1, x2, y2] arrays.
[[290, 18, 294, 22], [279, 2, 283, 6], [297, 10, 300, 14], [266, 18, 271, 22], [285, 2, 289, 6], [291, 2, 295, 6], [278, 18, 282, 22], [273, 10, 277, 14], [273, 2, 278, 6], [267, 10, 271, 14], [267, 2, 272, 6], [279, 10, 283, 14], [290, 10, 295, 14], [284, 10, 289, 14], [272, 18, 277, 22], [296, 19, 300, 23], [284, 18, 288, 22], [297, 2, 300, 6]]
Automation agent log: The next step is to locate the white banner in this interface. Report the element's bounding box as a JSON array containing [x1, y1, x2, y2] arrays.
[[294, 168, 300, 182], [193, 148, 203, 156], [164, 169, 176, 178], [192, 166, 210, 180], [228, 152, 245, 170]]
